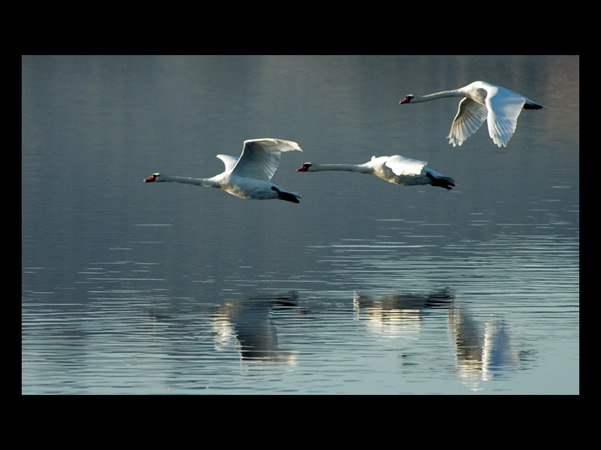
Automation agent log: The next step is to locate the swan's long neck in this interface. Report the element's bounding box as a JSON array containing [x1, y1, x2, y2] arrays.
[[411, 89, 464, 103], [157, 174, 220, 188], [308, 163, 372, 174]]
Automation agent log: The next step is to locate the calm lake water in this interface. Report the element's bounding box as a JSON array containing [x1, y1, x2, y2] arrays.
[[22, 55, 579, 394]]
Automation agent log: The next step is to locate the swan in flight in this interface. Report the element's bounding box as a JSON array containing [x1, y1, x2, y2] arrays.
[[399, 81, 544, 147], [144, 138, 303, 203], [296, 155, 455, 190]]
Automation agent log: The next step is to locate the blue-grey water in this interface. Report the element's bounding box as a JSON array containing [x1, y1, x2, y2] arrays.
[[22, 55, 579, 394]]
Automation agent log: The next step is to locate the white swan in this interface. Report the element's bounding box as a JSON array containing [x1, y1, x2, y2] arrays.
[[399, 81, 544, 148], [144, 138, 303, 203], [296, 155, 455, 190]]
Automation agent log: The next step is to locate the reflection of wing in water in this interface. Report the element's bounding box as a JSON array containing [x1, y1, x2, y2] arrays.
[[235, 306, 280, 360], [483, 316, 520, 371], [213, 292, 299, 364], [448, 308, 521, 389], [447, 307, 484, 377], [353, 289, 454, 335]]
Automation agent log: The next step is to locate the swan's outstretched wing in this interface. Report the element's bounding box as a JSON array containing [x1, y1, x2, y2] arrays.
[[216, 154, 238, 172], [448, 97, 488, 147], [485, 86, 526, 148], [384, 155, 427, 176], [232, 139, 303, 181]]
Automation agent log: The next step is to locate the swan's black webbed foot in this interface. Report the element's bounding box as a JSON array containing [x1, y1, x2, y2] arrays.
[[271, 186, 300, 203], [523, 102, 543, 110], [426, 173, 456, 190]]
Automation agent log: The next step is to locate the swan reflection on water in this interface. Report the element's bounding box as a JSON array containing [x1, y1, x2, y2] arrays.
[[353, 289, 528, 389], [144, 289, 530, 388], [352, 289, 453, 336], [212, 292, 299, 364], [448, 308, 523, 388]]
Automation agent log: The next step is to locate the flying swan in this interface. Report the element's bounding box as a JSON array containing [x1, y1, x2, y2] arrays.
[[144, 138, 303, 203], [296, 155, 455, 190], [399, 81, 544, 147]]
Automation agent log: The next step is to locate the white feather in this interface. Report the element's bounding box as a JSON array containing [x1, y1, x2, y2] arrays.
[[144, 138, 303, 203], [400, 80, 543, 148]]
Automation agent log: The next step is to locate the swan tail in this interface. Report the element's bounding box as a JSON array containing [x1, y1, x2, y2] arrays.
[[271, 186, 301, 203], [523, 101, 544, 110], [426, 172, 456, 190]]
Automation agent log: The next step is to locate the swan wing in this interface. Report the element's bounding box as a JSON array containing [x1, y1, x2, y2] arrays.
[[384, 155, 427, 176], [448, 97, 488, 147], [232, 139, 303, 181], [216, 154, 238, 172], [485, 86, 526, 147]]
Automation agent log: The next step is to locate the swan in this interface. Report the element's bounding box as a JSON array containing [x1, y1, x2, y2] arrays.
[[296, 155, 455, 190], [144, 138, 303, 203], [399, 81, 544, 148]]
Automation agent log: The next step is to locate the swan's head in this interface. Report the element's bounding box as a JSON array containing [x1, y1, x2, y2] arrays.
[[144, 173, 160, 183], [399, 95, 414, 104], [296, 163, 312, 172]]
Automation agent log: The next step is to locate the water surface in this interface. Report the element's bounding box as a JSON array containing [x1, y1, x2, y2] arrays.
[[22, 55, 579, 394]]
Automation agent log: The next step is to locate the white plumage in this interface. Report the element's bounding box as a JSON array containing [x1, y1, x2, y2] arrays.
[[296, 155, 455, 190], [144, 138, 303, 203], [400, 81, 544, 147]]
